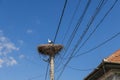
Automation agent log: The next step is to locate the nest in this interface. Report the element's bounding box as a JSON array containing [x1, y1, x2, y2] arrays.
[[38, 44, 63, 56]]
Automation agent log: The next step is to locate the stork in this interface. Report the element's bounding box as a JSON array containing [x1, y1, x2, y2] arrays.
[[48, 39, 53, 44]]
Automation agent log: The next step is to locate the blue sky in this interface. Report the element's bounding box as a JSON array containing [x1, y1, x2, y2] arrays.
[[0, 0, 120, 80]]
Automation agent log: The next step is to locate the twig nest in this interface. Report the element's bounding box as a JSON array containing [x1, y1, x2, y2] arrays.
[[38, 44, 63, 56]]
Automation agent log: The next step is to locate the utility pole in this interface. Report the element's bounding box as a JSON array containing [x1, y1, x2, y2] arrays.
[[50, 55, 54, 80], [37, 40, 63, 80]]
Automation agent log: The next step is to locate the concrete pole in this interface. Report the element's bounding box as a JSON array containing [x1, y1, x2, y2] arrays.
[[50, 55, 54, 80]]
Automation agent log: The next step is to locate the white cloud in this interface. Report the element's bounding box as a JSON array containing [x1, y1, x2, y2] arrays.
[[6, 57, 17, 66], [0, 59, 4, 68], [0, 36, 19, 55], [19, 54, 25, 59], [27, 29, 33, 34], [0, 57, 17, 68], [0, 30, 19, 68]]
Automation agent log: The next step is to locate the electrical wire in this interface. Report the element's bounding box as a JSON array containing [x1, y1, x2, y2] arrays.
[[61, 0, 82, 44], [63, 0, 106, 59], [58, 0, 92, 69], [62, 0, 107, 60], [62, 58, 96, 71], [71, 0, 106, 57], [74, 31, 120, 57], [74, 0, 118, 56], [68, 0, 105, 68], [61, 0, 104, 66], [45, 63, 49, 80], [56, 0, 109, 79], [55, 63, 96, 72], [53, 0, 68, 43], [67, 65, 96, 71], [27, 63, 49, 80], [24, 56, 41, 66], [57, 30, 120, 80], [55, 0, 82, 70], [55, 48, 67, 71], [28, 75, 42, 80], [63, 0, 91, 54], [55, 0, 118, 69]]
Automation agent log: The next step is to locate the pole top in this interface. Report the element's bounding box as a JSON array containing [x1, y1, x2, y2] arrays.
[[38, 44, 63, 56]]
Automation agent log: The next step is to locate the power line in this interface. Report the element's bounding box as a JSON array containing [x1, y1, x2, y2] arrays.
[[23, 54, 49, 80], [61, 0, 107, 60], [67, 65, 96, 71], [45, 63, 49, 80], [64, 0, 106, 59], [61, 58, 96, 71], [61, 0, 82, 44], [55, 58, 95, 73], [60, 0, 92, 66], [74, 0, 118, 57], [56, 0, 93, 79], [55, 48, 67, 71], [67, 0, 105, 68], [53, 0, 68, 43], [63, 0, 91, 54], [28, 64, 48, 80], [28, 75, 42, 80], [58, 0, 118, 79], [58, 31, 120, 80], [63, 0, 106, 60], [71, 0, 106, 57], [55, 0, 118, 62], [74, 31, 120, 57], [55, 62, 96, 72], [24, 56, 41, 66], [56, 0, 108, 79]]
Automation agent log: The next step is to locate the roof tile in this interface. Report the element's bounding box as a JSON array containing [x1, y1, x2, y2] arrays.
[[105, 49, 120, 63]]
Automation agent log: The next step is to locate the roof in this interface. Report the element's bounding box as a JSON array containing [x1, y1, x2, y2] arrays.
[[105, 49, 120, 63], [84, 49, 120, 80]]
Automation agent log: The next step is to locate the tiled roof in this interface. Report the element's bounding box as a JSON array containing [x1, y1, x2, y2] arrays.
[[105, 49, 120, 63], [84, 49, 120, 80]]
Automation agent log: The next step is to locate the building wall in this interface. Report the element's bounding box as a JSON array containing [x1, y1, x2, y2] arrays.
[[115, 73, 120, 80], [105, 73, 120, 80], [98, 69, 120, 80]]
